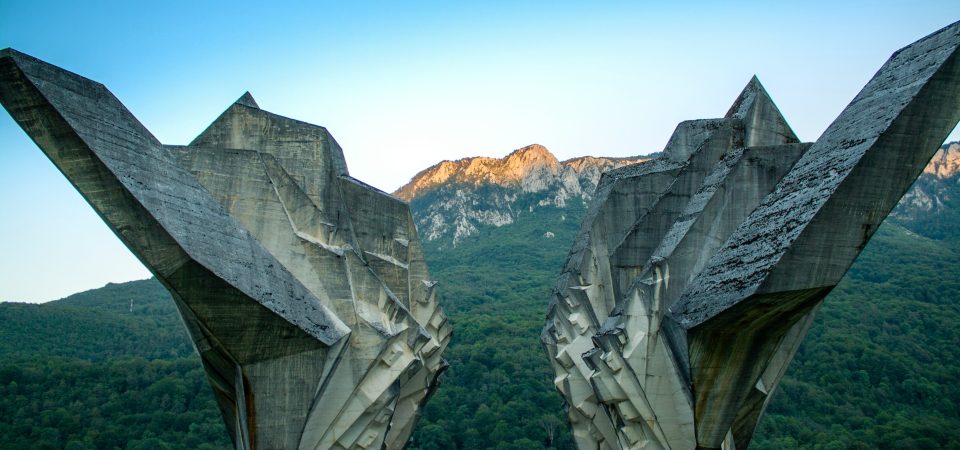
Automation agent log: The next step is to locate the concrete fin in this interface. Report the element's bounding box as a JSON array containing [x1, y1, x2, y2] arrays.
[[189, 97, 351, 209], [566, 159, 684, 276], [662, 118, 728, 162], [726, 76, 800, 146], [686, 286, 829, 448], [730, 304, 820, 449], [639, 143, 810, 310], [615, 80, 799, 296], [166, 260, 333, 363], [610, 120, 744, 299], [260, 153, 341, 248], [724, 75, 763, 119], [242, 349, 330, 449], [312, 331, 416, 450], [236, 91, 260, 109]]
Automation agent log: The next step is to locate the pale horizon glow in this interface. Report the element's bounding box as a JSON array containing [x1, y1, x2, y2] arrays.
[[1, 1, 958, 302]]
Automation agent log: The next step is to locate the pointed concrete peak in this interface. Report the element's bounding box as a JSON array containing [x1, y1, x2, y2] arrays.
[[725, 75, 768, 119], [235, 91, 260, 109], [0, 48, 33, 63], [723, 75, 799, 144]]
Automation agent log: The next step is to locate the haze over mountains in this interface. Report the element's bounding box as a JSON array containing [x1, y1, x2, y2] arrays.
[[0, 142, 958, 449]]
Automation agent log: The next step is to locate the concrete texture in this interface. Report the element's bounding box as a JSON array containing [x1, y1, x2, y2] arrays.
[[542, 21, 960, 450], [0, 49, 451, 450]]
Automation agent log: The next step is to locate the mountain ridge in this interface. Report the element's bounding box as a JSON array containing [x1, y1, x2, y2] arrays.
[[923, 142, 960, 179], [397, 141, 959, 247], [891, 141, 960, 239], [394, 144, 648, 200], [393, 144, 649, 246]]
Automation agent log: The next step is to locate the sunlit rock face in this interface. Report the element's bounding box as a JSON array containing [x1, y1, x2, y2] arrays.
[[892, 142, 960, 221], [395, 145, 648, 246], [542, 21, 960, 450], [923, 142, 960, 179], [0, 50, 451, 450]]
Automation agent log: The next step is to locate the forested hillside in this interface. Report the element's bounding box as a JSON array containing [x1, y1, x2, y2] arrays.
[[1, 143, 958, 449], [0, 280, 229, 449]]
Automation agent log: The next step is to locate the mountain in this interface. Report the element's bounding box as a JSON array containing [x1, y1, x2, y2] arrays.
[[394, 144, 648, 246], [398, 141, 960, 245], [923, 142, 960, 179], [1, 142, 958, 450], [892, 142, 960, 239]]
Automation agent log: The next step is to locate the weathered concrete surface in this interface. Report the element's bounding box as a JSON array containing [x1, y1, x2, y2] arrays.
[[543, 21, 960, 450], [0, 49, 450, 450]]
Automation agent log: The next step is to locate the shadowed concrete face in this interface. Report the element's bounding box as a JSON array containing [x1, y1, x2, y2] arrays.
[[543, 21, 960, 450], [0, 50, 451, 450]]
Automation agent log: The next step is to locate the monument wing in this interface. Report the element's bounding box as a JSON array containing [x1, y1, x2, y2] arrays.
[[543, 20, 960, 450], [0, 49, 451, 450]]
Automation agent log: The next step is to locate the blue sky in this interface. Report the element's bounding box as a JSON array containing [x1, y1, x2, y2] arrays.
[[1, 1, 958, 302]]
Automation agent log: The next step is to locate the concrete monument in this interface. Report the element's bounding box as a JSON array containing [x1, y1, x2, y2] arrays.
[[542, 21, 960, 449], [0, 49, 451, 450]]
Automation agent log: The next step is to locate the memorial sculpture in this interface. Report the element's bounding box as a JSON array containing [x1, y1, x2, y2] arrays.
[[542, 21, 960, 450], [0, 49, 451, 450]]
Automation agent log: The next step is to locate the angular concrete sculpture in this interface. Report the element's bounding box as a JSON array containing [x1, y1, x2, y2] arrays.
[[543, 21, 960, 450], [0, 49, 451, 450]]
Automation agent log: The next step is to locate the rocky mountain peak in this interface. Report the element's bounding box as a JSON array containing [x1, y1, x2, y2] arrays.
[[923, 142, 960, 179], [502, 143, 559, 171], [892, 141, 959, 229], [395, 144, 564, 201], [394, 145, 649, 246]]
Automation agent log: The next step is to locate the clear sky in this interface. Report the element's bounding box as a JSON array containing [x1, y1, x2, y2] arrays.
[[1, 1, 958, 302]]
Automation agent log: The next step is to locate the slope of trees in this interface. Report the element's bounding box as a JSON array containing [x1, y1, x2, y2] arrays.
[[0, 358, 228, 450], [0, 280, 228, 450], [0, 280, 190, 361]]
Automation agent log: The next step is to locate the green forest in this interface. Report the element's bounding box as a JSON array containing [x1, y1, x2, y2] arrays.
[[1, 173, 958, 449]]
